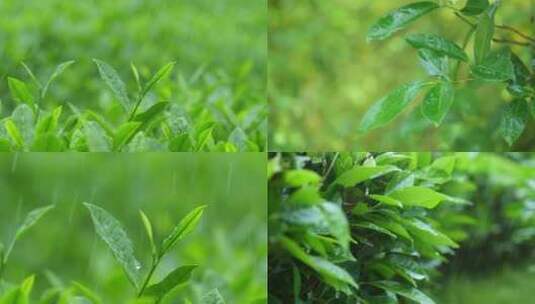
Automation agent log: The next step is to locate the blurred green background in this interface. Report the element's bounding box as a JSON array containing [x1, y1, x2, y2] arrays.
[[0, 153, 266, 303], [0, 0, 267, 141], [269, 0, 535, 151]]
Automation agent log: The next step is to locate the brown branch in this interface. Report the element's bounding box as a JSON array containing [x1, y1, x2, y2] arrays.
[[496, 24, 535, 43]]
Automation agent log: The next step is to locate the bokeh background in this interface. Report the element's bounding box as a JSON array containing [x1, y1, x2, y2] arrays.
[[0, 153, 266, 303], [269, 0, 535, 151]]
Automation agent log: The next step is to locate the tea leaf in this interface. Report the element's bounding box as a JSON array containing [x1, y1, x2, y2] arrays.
[[8, 77, 35, 107], [461, 0, 490, 16], [141, 62, 176, 98], [359, 81, 425, 132], [474, 3, 497, 64], [406, 34, 468, 62], [83, 203, 142, 289], [93, 59, 131, 111], [421, 81, 455, 126], [160, 205, 206, 256], [367, 2, 439, 41], [139, 210, 157, 260], [143, 265, 197, 299], [42, 60, 76, 99], [499, 99, 528, 146]]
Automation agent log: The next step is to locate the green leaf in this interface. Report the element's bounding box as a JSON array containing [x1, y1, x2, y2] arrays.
[[200, 288, 226, 304], [83, 203, 142, 289], [367, 2, 439, 41], [359, 81, 425, 132], [141, 62, 176, 97], [405, 218, 458, 248], [114, 122, 142, 150], [281, 202, 351, 249], [370, 194, 403, 208], [35, 106, 63, 136], [139, 210, 157, 260], [472, 48, 514, 81], [474, 2, 497, 64], [18, 275, 35, 304], [4, 119, 25, 149], [132, 102, 169, 123], [42, 60, 75, 99], [280, 237, 358, 294], [14, 205, 55, 241], [3, 205, 55, 263], [228, 127, 248, 152], [93, 59, 131, 111], [8, 77, 35, 107], [499, 99, 528, 146], [144, 265, 197, 299], [389, 186, 448, 209], [507, 52, 532, 98], [83, 121, 111, 152], [406, 34, 468, 62], [160, 205, 206, 255], [334, 166, 399, 187], [284, 170, 322, 187], [461, 0, 490, 16], [370, 281, 435, 304], [421, 81, 455, 126], [353, 222, 398, 239], [417, 49, 449, 77], [11, 104, 35, 146]]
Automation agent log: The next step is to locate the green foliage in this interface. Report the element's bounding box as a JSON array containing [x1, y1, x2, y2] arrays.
[[0, 154, 266, 303], [85, 203, 206, 302], [270, 0, 534, 151], [0, 0, 266, 152], [268, 152, 535, 303], [0, 60, 266, 152], [361, 0, 535, 147]]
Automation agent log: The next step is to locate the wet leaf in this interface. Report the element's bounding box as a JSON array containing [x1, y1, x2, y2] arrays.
[[421, 81, 455, 126], [406, 34, 468, 61]]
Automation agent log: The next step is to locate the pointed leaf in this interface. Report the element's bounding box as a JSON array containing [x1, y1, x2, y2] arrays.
[[499, 99, 528, 146], [421, 81, 455, 126], [114, 122, 142, 150], [144, 265, 197, 298], [472, 48, 514, 81], [474, 3, 497, 64], [406, 34, 468, 62], [15, 205, 55, 240], [139, 210, 157, 259], [370, 281, 435, 304], [461, 0, 490, 16], [132, 102, 169, 123], [160, 205, 206, 255], [367, 2, 439, 41], [389, 186, 448, 209], [359, 81, 425, 132], [335, 166, 399, 187], [83, 203, 142, 289], [8, 77, 34, 107], [83, 121, 111, 152], [141, 62, 176, 99], [93, 59, 131, 111], [42, 60, 75, 99]]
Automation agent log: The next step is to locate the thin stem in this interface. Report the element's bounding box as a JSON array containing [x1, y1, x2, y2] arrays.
[[323, 153, 339, 179], [137, 257, 159, 297], [454, 12, 535, 46], [493, 38, 531, 46], [128, 94, 143, 121], [496, 24, 535, 43]]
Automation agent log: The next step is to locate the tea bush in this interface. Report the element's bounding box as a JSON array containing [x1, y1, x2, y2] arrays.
[[268, 152, 535, 303], [0, 0, 267, 152]]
